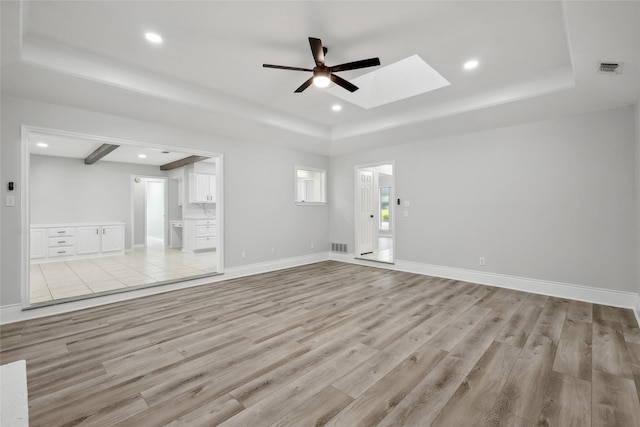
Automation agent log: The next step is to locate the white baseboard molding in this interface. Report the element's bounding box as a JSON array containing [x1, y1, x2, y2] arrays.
[[2, 252, 637, 326], [330, 253, 640, 313], [0, 252, 329, 325]]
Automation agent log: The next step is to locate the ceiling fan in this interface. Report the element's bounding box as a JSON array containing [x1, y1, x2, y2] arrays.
[[263, 37, 381, 93]]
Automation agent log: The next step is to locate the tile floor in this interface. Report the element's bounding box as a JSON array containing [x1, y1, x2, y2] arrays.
[[29, 245, 217, 304], [358, 236, 394, 264]]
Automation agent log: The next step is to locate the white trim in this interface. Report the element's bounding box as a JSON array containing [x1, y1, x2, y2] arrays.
[[1, 252, 328, 325], [20, 125, 226, 310], [330, 253, 639, 311], [3, 252, 637, 325]]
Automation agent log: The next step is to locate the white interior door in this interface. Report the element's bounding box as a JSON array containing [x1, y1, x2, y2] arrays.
[[357, 169, 375, 255]]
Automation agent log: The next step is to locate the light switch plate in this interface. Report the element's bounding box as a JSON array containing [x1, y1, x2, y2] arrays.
[[403, 200, 410, 207]]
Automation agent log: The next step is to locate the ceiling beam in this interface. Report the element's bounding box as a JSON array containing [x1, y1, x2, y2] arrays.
[[160, 155, 210, 171], [84, 144, 120, 165]]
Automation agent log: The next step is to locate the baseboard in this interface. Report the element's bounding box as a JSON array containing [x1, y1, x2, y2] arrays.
[[2, 252, 636, 325], [223, 252, 330, 280], [0, 252, 329, 325], [330, 253, 639, 311]]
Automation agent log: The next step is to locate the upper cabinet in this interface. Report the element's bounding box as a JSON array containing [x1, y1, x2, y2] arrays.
[[189, 173, 216, 203]]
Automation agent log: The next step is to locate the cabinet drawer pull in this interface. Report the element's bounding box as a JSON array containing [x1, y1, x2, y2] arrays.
[[57, 251, 65, 254], [58, 241, 65, 244], [57, 231, 65, 234]]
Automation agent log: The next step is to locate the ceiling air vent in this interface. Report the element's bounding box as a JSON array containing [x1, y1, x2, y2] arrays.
[[598, 62, 623, 75]]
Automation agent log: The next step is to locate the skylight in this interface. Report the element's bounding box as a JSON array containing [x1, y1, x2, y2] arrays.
[[327, 55, 450, 109]]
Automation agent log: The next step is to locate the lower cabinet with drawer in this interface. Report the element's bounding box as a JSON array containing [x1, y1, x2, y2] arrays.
[[30, 223, 125, 262], [183, 219, 217, 252]]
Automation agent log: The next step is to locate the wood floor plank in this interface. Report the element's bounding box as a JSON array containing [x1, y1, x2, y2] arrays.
[[376, 355, 466, 427], [327, 343, 447, 426], [552, 318, 592, 381], [428, 305, 491, 351], [229, 329, 364, 407], [592, 370, 640, 427], [331, 294, 479, 398], [0, 261, 633, 426], [487, 334, 555, 424], [429, 341, 520, 426], [217, 343, 378, 426], [538, 371, 591, 427], [164, 394, 244, 427], [271, 386, 353, 427], [593, 318, 634, 379], [566, 300, 593, 323], [495, 303, 542, 349]]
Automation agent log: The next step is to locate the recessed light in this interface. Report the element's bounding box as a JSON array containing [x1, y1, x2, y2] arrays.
[[332, 104, 342, 112], [463, 59, 479, 70], [36, 142, 48, 148], [138, 154, 147, 159], [145, 32, 163, 44]]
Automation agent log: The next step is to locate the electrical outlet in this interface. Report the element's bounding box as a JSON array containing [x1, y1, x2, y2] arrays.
[[241, 250, 246, 258], [310, 242, 314, 249], [403, 210, 409, 218], [5, 195, 16, 207], [271, 248, 275, 254], [479, 257, 486, 266]]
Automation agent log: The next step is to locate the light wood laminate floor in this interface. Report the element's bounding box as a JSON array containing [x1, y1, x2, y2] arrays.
[[2, 261, 639, 426]]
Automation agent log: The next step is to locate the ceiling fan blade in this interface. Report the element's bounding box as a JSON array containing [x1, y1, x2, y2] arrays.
[[294, 77, 314, 93], [330, 74, 358, 92], [308, 37, 325, 66], [263, 64, 313, 72], [330, 57, 381, 73]]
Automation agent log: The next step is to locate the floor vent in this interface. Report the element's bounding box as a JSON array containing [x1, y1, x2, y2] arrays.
[[331, 243, 348, 253], [598, 61, 623, 74]]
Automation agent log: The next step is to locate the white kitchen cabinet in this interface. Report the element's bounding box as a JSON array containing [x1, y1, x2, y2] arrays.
[[46, 227, 75, 258], [30, 228, 47, 259], [189, 173, 216, 203], [77, 226, 100, 255], [30, 223, 125, 261], [183, 219, 216, 252], [101, 225, 124, 252]]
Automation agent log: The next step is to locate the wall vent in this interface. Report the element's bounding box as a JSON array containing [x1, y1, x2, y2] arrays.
[[331, 243, 348, 253], [598, 62, 623, 74]]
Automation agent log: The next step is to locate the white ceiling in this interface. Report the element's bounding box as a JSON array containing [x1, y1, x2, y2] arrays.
[[27, 131, 216, 167], [2, 1, 639, 156]]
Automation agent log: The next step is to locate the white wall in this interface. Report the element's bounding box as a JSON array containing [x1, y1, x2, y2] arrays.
[[30, 155, 163, 249], [636, 102, 640, 297], [330, 107, 637, 293], [1, 96, 330, 306]]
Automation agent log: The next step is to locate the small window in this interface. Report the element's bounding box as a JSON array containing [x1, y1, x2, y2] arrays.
[[295, 166, 326, 204]]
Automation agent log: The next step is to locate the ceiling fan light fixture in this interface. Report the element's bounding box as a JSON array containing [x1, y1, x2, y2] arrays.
[[313, 68, 331, 88]]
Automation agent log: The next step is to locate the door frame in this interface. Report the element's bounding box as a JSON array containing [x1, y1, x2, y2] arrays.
[[21, 125, 225, 309], [130, 176, 168, 249], [354, 161, 395, 264]]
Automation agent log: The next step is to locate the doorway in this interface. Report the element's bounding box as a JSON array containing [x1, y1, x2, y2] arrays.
[[24, 126, 225, 307], [355, 162, 395, 264], [143, 178, 167, 248]]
